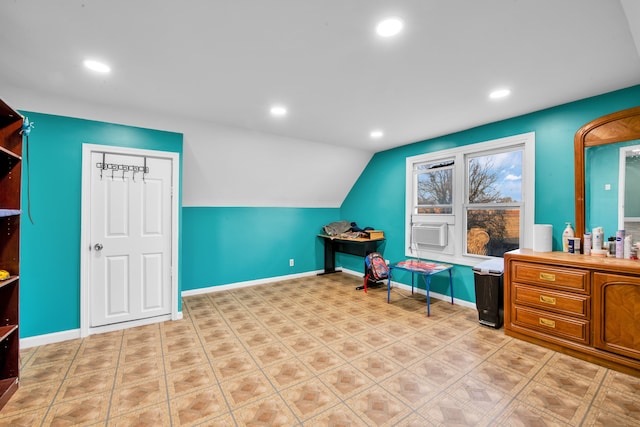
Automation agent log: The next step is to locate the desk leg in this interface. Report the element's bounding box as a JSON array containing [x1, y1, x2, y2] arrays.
[[318, 239, 338, 275], [448, 269, 454, 305], [425, 275, 431, 317], [387, 272, 391, 303]]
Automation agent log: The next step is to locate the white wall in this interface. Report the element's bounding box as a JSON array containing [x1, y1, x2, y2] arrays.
[[2, 87, 372, 208]]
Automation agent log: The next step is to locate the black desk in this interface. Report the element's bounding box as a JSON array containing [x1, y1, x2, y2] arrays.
[[318, 235, 385, 275]]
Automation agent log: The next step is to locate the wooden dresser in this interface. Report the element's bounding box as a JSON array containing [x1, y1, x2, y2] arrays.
[[505, 249, 640, 376]]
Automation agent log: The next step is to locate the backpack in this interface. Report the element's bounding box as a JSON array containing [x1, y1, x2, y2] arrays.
[[363, 252, 389, 293]]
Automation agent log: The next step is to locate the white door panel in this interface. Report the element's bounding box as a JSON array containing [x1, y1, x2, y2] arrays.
[[90, 152, 172, 327]]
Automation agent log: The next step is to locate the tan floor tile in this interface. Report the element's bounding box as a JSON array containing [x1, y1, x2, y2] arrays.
[[304, 403, 364, 426], [280, 378, 340, 421], [582, 405, 640, 427], [43, 393, 110, 426], [533, 363, 601, 400], [55, 370, 116, 403], [67, 350, 120, 376], [416, 392, 488, 426], [263, 357, 314, 389], [220, 370, 275, 409], [601, 369, 640, 396], [107, 403, 171, 427], [166, 364, 218, 397], [166, 347, 209, 372], [206, 337, 245, 359], [198, 326, 235, 345], [404, 331, 446, 355], [0, 408, 47, 427], [330, 336, 373, 361], [378, 343, 426, 366], [495, 400, 570, 427], [346, 385, 411, 427], [271, 323, 305, 340], [116, 357, 165, 386], [164, 334, 201, 354], [408, 357, 464, 390], [0, 382, 59, 415], [169, 386, 229, 426], [486, 347, 545, 378], [251, 342, 293, 367], [110, 377, 168, 416], [18, 361, 68, 387], [593, 387, 640, 423], [300, 347, 345, 374], [468, 361, 529, 395], [396, 412, 438, 427], [380, 370, 440, 409], [281, 333, 324, 356], [546, 353, 606, 381], [518, 382, 589, 425], [447, 376, 510, 417], [28, 341, 80, 367], [232, 394, 298, 426], [429, 345, 484, 372], [121, 342, 164, 364], [352, 350, 403, 381], [239, 330, 277, 348], [211, 351, 259, 381], [319, 365, 374, 399], [334, 318, 369, 336], [355, 329, 394, 349]]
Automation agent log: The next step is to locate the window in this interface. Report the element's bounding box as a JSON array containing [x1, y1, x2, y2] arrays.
[[406, 133, 534, 265]]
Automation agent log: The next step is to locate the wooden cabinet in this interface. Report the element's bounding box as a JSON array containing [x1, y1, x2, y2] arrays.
[[505, 249, 640, 376], [0, 99, 22, 410]]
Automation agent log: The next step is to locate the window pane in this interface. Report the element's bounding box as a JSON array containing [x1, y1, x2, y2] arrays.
[[467, 208, 520, 256], [417, 168, 452, 214], [468, 151, 522, 203]]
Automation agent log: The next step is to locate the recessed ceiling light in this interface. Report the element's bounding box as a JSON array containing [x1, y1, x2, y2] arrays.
[[370, 130, 384, 138], [270, 106, 287, 116], [489, 89, 511, 99], [83, 59, 111, 73], [376, 18, 403, 37]]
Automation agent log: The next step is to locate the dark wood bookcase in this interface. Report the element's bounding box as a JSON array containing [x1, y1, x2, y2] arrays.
[[0, 99, 22, 410]]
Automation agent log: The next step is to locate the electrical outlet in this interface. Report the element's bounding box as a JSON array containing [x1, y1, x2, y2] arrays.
[[289, 258, 294, 267]]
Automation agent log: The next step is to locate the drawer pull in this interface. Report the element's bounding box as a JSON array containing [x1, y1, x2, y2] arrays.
[[539, 318, 556, 328], [539, 295, 557, 305], [539, 272, 556, 282]]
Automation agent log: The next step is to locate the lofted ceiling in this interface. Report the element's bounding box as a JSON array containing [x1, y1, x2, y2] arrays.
[[1, 0, 639, 153]]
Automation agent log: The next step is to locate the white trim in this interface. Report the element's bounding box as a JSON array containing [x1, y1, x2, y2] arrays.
[[405, 132, 535, 266], [80, 144, 181, 338], [21, 329, 82, 349], [182, 270, 324, 297]]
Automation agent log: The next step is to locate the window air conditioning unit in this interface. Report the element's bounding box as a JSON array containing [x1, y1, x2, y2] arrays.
[[412, 223, 448, 247]]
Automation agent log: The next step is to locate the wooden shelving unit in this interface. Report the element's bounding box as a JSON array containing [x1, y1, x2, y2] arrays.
[[0, 99, 22, 410]]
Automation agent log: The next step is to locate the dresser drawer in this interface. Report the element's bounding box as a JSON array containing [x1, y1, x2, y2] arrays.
[[513, 284, 590, 318], [511, 261, 589, 293], [512, 306, 590, 345]]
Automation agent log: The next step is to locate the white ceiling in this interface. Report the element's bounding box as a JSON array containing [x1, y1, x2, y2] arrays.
[[1, 0, 639, 153]]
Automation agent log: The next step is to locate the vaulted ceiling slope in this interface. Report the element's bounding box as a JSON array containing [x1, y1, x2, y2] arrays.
[[1, 1, 639, 154]]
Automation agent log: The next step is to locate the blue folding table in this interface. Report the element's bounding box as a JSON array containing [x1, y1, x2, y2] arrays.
[[387, 259, 454, 316]]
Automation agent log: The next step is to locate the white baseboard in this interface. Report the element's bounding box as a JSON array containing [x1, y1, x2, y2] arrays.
[[21, 329, 82, 349], [181, 269, 324, 297]]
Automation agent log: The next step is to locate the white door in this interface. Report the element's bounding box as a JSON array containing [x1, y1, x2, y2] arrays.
[[89, 151, 173, 327]]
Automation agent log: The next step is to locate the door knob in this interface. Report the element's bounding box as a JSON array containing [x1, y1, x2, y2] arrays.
[[94, 243, 104, 251]]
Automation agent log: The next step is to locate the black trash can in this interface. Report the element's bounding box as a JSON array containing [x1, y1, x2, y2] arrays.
[[473, 258, 504, 329]]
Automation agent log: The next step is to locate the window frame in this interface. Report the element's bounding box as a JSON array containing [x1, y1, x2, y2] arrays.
[[405, 132, 535, 266]]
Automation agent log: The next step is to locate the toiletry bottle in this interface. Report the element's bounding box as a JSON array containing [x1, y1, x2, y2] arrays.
[[593, 227, 604, 250], [616, 230, 625, 259], [608, 237, 616, 257], [562, 222, 575, 253], [583, 233, 592, 256], [624, 234, 632, 259]]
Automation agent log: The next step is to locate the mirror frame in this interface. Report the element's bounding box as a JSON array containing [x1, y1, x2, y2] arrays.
[[574, 105, 640, 236]]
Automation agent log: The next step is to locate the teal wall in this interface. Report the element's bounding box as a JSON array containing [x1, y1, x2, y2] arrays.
[[182, 207, 339, 290], [18, 112, 183, 338], [340, 85, 640, 303]]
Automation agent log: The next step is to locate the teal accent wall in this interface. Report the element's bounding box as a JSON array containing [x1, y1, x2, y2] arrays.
[[182, 207, 339, 290], [340, 85, 640, 303], [18, 112, 183, 338]]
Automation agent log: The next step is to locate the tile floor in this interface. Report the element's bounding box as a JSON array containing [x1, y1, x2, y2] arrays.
[[2, 273, 640, 426]]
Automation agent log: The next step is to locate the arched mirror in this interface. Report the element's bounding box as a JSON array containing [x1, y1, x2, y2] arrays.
[[574, 106, 640, 238]]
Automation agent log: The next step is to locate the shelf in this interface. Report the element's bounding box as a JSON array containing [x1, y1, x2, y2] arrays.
[[0, 325, 17, 343], [0, 209, 20, 218], [0, 145, 21, 161], [0, 377, 19, 410], [0, 276, 18, 290]]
